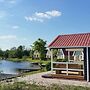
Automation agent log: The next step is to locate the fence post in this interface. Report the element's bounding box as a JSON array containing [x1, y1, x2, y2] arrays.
[[66, 62, 68, 75]]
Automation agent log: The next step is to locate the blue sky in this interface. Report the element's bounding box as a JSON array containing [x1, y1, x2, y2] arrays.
[[0, 0, 90, 50]]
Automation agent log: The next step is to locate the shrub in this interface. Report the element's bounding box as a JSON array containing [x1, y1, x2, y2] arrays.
[[46, 62, 51, 71], [56, 59, 63, 62]]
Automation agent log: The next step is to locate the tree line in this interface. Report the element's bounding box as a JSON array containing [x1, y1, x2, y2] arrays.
[[0, 38, 47, 60]]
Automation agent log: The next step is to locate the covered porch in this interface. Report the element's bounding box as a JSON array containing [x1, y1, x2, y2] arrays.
[[50, 48, 85, 80], [47, 33, 90, 81]]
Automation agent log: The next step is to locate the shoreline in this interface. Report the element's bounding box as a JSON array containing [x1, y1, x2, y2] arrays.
[[17, 71, 90, 87], [1, 71, 90, 88]]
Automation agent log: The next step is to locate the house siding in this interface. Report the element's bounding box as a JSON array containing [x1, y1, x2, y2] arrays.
[[83, 47, 90, 81], [84, 48, 87, 80], [88, 47, 90, 81]]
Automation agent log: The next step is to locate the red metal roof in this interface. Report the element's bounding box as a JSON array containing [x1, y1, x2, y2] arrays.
[[48, 33, 90, 48]]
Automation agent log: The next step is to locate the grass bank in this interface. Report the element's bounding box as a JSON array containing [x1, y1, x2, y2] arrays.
[[0, 82, 90, 90], [8, 57, 50, 65]]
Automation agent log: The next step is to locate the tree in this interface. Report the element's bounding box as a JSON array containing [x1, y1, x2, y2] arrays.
[[29, 49, 34, 59], [23, 50, 30, 56], [16, 45, 23, 59], [53, 49, 58, 60], [0, 49, 3, 58], [3, 50, 9, 59], [32, 38, 47, 60], [9, 47, 17, 58]]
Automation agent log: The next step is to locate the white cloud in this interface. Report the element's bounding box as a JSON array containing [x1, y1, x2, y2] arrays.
[[12, 25, 19, 29], [25, 10, 62, 22], [25, 16, 43, 22], [0, 35, 17, 40], [35, 12, 51, 19], [46, 10, 61, 17]]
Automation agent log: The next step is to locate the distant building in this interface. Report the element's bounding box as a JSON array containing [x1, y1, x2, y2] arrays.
[[33, 50, 40, 59]]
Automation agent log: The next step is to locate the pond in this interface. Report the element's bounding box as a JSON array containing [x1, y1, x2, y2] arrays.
[[0, 60, 41, 75]]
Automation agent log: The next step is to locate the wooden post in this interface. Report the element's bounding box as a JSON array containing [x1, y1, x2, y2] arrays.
[[51, 49, 53, 73], [68, 51, 70, 61], [87, 47, 89, 82], [66, 62, 68, 75]]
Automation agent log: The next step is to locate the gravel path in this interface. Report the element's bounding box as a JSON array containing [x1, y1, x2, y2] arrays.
[[17, 71, 90, 87]]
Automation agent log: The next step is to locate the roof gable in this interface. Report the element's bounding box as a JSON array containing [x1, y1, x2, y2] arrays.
[[48, 33, 90, 48]]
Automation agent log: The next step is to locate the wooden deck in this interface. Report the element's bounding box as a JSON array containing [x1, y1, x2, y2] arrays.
[[42, 74, 84, 80], [47, 62, 85, 80], [51, 74, 84, 80]]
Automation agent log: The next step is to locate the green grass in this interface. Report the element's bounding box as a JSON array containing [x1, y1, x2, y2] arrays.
[[27, 58, 51, 67], [8, 57, 50, 65], [0, 82, 90, 90], [23, 69, 46, 76], [8, 58, 24, 62]]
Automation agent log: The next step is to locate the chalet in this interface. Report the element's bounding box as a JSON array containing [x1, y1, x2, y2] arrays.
[[48, 33, 90, 82], [33, 50, 40, 59]]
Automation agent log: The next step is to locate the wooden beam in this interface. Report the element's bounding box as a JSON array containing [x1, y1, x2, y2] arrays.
[[68, 51, 70, 61], [51, 49, 53, 73], [66, 49, 83, 51]]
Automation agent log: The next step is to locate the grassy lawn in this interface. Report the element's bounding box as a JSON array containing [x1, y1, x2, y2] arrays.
[[26, 58, 50, 64], [8, 57, 50, 65], [23, 69, 46, 76], [8, 58, 24, 62], [0, 82, 90, 90]]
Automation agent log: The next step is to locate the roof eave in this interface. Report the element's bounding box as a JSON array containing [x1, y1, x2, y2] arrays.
[[49, 46, 90, 49]]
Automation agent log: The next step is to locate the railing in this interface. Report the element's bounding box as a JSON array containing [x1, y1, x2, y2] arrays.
[[52, 62, 84, 76]]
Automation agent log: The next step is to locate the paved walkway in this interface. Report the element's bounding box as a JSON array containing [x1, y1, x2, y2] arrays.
[[17, 71, 90, 87]]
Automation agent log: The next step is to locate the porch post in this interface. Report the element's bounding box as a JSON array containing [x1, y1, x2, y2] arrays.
[[51, 49, 53, 73], [87, 47, 89, 82], [68, 51, 70, 61]]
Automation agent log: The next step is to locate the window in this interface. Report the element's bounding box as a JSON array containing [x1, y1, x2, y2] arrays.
[[57, 49, 64, 59], [73, 51, 84, 61]]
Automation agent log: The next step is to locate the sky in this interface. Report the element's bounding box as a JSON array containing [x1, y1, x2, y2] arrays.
[[0, 0, 90, 50]]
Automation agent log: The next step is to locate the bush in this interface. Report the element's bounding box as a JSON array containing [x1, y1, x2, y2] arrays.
[[56, 58, 68, 62], [56, 59, 63, 62], [63, 58, 68, 62], [46, 62, 51, 71], [22, 56, 28, 60]]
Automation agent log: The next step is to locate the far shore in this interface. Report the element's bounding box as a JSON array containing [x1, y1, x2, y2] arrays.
[[0, 57, 50, 65]]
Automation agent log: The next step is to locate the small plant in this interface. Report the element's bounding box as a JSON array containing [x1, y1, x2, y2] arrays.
[[62, 57, 68, 62], [56, 59, 63, 62], [46, 62, 51, 71]]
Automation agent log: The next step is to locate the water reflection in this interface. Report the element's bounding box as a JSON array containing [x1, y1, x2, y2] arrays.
[[0, 60, 40, 74]]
